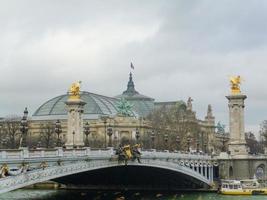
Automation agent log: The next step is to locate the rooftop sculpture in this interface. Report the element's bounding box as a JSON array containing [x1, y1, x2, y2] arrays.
[[230, 76, 242, 95], [216, 121, 226, 134], [116, 98, 134, 117], [69, 81, 81, 100]]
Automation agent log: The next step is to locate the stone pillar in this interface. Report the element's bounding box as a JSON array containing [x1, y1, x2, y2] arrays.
[[65, 99, 86, 148], [226, 94, 248, 155], [205, 165, 208, 179]]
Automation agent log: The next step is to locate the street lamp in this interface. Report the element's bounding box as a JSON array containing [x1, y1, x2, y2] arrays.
[[187, 136, 191, 152], [1, 138, 7, 149], [151, 130, 155, 149], [196, 139, 200, 153], [101, 116, 108, 148], [54, 120, 62, 147], [176, 135, 180, 151], [72, 131, 76, 148], [164, 133, 169, 150], [84, 122, 90, 147], [20, 107, 28, 148], [135, 128, 140, 143], [204, 142, 207, 154], [0, 123, 2, 149], [107, 124, 113, 147]]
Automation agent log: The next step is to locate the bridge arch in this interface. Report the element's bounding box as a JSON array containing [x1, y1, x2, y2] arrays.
[[54, 162, 211, 189]]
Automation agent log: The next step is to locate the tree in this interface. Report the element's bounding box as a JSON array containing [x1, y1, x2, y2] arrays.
[[147, 103, 201, 151], [40, 122, 56, 148], [1, 115, 21, 149], [260, 120, 267, 145], [245, 132, 261, 154]]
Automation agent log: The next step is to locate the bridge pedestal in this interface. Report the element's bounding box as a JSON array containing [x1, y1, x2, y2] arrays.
[[226, 94, 248, 156], [65, 99, 86, 148]]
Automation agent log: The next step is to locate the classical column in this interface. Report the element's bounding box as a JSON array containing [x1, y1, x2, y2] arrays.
[[205, 165, 208, 179], [226, 76, 248, 155], [226, 94, 248, 155], [210, 166, 214, 182], [65, 81, 86, 148]]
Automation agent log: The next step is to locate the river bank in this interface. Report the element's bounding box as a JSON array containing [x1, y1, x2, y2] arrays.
[[0, 189, 265, 200], [26, 181, 218, 192]]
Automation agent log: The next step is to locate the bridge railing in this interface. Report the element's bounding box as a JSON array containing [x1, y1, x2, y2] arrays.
[[0, 148, 212, 161]]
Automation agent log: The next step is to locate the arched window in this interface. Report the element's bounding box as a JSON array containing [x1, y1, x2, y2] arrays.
[[229, 166, 233, 178], [256, 164, 265, 180]]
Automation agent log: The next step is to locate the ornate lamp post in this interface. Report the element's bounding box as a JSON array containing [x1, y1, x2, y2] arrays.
[[151, 130, 155, 149], [187, 136, 191, 152], [107, 124, 113, 147], [176, 135, 180, 151], [0, 123, 2, 149], [204, 142, 207, 154], [20, 107, 29, 148], [196, 139, 200, 153], [164, 133, 169, 150], [101, 116, 108, 148], [135, 128, 140, 143], [37, 140, 41, 148], [1, 138, 7, 149], [84, 122, 90, 147], [55, 120, 62, 147], [72, 131, 76, 148]]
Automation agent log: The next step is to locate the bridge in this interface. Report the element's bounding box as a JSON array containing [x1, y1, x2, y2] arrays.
[[0, 148, 216, 194]]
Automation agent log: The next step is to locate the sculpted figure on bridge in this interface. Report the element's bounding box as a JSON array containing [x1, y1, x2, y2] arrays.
[[230, 75, 242, 94], [116, 144, 141, 165], [69, 81, 82, 100]]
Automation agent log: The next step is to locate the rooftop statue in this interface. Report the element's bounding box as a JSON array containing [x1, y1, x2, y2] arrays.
[[187, 97, 193, 111], [230, 75, 242, 94], [69, 81, 81, 100], [116, 98, 134, 117], [216, 121, 226, 134]]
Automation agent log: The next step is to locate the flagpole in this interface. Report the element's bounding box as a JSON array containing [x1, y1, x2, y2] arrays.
[[130, 62, 134, 73]]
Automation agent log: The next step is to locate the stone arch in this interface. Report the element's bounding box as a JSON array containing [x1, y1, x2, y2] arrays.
[[229, 166, 233, 178], [255, 164, 265, 180]]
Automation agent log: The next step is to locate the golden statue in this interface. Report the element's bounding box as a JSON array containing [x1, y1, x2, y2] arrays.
[[69, 81, 81, 99], [230, 76, 242, 94]]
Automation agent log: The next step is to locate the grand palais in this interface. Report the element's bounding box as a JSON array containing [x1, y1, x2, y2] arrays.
[[25, 73, 217, 151]]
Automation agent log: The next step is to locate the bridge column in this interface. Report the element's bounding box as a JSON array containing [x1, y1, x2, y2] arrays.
[[200, 163, 203, 176], [205, 165, 209, 179], [210, 166, 214, 182]]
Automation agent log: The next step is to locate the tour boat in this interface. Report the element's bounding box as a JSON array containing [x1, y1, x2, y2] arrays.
[[220, 179, 267, 195]]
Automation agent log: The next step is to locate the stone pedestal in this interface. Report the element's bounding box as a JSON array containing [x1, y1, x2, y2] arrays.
[[226, 94, 248, 155], [65, 99, 86, 148]]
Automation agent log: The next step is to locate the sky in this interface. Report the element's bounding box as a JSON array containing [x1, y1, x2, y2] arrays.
[[1, 0, 267, 135]]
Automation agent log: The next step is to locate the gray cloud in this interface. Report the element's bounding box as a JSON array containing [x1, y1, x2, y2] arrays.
[[1, 0, 267, 135]]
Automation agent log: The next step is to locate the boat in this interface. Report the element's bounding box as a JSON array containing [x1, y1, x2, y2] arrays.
[[220, 179, 267, 195]]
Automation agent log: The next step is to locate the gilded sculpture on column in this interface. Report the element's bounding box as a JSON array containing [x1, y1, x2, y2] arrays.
[[69, 81, 81, 100], [230, 76, 242, 94]]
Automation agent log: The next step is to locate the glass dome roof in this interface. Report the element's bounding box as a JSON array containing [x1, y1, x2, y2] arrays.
[[33, 91, 120, 118]]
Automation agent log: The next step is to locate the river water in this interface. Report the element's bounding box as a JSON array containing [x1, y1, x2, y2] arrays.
[[0, 189, 265, 200]]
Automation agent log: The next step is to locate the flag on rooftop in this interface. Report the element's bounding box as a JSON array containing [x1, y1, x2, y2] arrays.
[[130, 62, 134, 70]]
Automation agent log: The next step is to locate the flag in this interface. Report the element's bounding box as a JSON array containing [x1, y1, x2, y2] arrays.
[[130, 62, 134, 70]]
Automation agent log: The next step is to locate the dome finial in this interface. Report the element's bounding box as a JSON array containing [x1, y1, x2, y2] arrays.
[[122, 72, 139, 95]]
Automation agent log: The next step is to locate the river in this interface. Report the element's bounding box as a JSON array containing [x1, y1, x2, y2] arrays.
[[0, 189, 265, 200]]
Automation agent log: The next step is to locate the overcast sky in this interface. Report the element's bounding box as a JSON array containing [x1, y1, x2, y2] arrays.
[[1, 0, 267, 134]]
